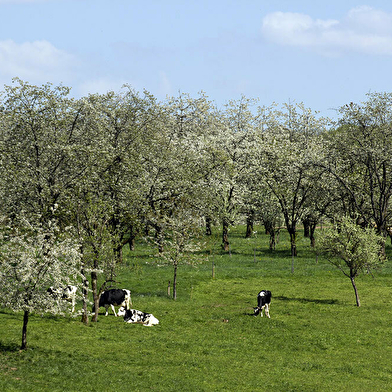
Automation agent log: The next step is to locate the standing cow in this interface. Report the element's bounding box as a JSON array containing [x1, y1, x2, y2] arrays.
[[93, 289, 132, 316], [253, 290, 272, 318]]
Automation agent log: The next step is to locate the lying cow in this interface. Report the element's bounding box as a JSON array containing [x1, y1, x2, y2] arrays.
[[47, 285, 77, 312], [254, 290, 271, 318], [117, 306, 159, 327], [93, 288, 132, 316]]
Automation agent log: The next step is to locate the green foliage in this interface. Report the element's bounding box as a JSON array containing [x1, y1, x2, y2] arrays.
[[317, 216, 385, 306], [326, 92, 392, 243], [317, 216, 385, 278]]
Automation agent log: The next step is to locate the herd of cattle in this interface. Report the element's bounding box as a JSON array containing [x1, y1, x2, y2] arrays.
[[48, 286, 160, 326], [48, 286, 272, 325]]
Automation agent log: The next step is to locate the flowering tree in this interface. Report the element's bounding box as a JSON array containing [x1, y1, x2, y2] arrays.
[[324, 93, 392, 254], [0, 217, 82, 349], [203, 96, 258, 251], [317, 216, 385, 307], [0, 79, 96, 226], [142, 93, 217, 252], [256, 102, 328, 256], [153, 207, 202, 300]]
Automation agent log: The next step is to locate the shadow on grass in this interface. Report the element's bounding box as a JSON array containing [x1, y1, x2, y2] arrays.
[[243, 311, 257, 317], [0, 309, 19, 318], [43, 313, 75, 322], [275, 295, 339, 305], [0, 341, 20, 352]]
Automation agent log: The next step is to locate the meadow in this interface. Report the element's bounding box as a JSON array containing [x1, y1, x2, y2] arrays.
[[1, 226, 392, 391]]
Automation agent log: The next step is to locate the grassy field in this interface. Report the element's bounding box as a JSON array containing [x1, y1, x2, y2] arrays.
[[1, 226, 392, 391]]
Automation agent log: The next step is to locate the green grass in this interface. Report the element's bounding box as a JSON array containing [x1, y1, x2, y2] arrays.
[[1, 226, 392, 391]]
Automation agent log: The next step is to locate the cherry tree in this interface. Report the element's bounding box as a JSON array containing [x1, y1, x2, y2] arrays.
[[323, 93, 392, 254], [317, 215, 385, 307], [256, 102, 328, 256], [0, 217, 82, 349], [202, 96, 259, 251], [0, 79, 96, 227]]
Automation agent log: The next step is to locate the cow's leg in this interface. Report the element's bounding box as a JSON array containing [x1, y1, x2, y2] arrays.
[[265, 304, 270, 318], [260, 306, 264, 317], [104, 305, 110, 316], [111, 304, 117, 317]]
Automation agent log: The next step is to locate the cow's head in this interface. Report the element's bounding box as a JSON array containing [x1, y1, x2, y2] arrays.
[[145, 314, 159, 326], [253, 307, 261, 316], [117, 306, 127, 317]]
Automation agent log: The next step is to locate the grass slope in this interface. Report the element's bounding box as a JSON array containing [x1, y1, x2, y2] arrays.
[[1, 226, 392, 391]]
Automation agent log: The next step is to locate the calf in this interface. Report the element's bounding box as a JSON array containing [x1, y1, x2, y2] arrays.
[[117, 307, 159, 327], [47, 285, 77, 312], [93, 289, 132, 316], [253, 290, 271, 318]]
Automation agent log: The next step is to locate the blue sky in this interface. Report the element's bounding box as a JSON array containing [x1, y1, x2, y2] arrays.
[[1, 0, 392, 118]]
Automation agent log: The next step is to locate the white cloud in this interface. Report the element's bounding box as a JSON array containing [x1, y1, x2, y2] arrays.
[[262, 6, 392, 56], [0, 39, 78, 83]]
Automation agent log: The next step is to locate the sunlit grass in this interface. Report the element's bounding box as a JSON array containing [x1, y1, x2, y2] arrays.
[[1, 225, 392, 391]]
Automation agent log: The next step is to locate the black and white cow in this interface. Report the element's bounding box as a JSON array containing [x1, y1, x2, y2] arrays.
[[93, 289, 132, 317], [47, 285, 77, 312], [253, 290, 271, 318], [117, 306, 159, 327]]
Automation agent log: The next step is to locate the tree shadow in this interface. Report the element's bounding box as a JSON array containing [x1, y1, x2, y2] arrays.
[[274, 295, 339, 305], [0, 341, 20, 352], [0, 308, 20, 317], [244, 311, 257, 317]]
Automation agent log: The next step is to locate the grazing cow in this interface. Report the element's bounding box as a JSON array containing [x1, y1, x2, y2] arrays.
[[47, 285, 77, 312], [93, 289, 132, 316], [253, 290, 272, 318], [117, 306, 159, 327]]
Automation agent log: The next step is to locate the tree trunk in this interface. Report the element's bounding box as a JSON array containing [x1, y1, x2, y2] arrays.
[[222, 217, 230, 251], [288, 227, 297, 257], [205, 216, 212, 236], [263, 219, 270, 235], [113, 243, 123, 264], [128, 236, 135, 251], [21, 310, 29, 350], [263, 220, 276, 251], [269, 229, 276, 251], [128, 226, 136, 251], [350, 276, 361, 307], [309, 221, 317, 248], [173, 262, 178, 300], [245, 210, 254, 238], [91, 270, 99, 322], [81, 266, 89, 325], [155, 224, 164, 253], [303, 218, 310, 237]]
